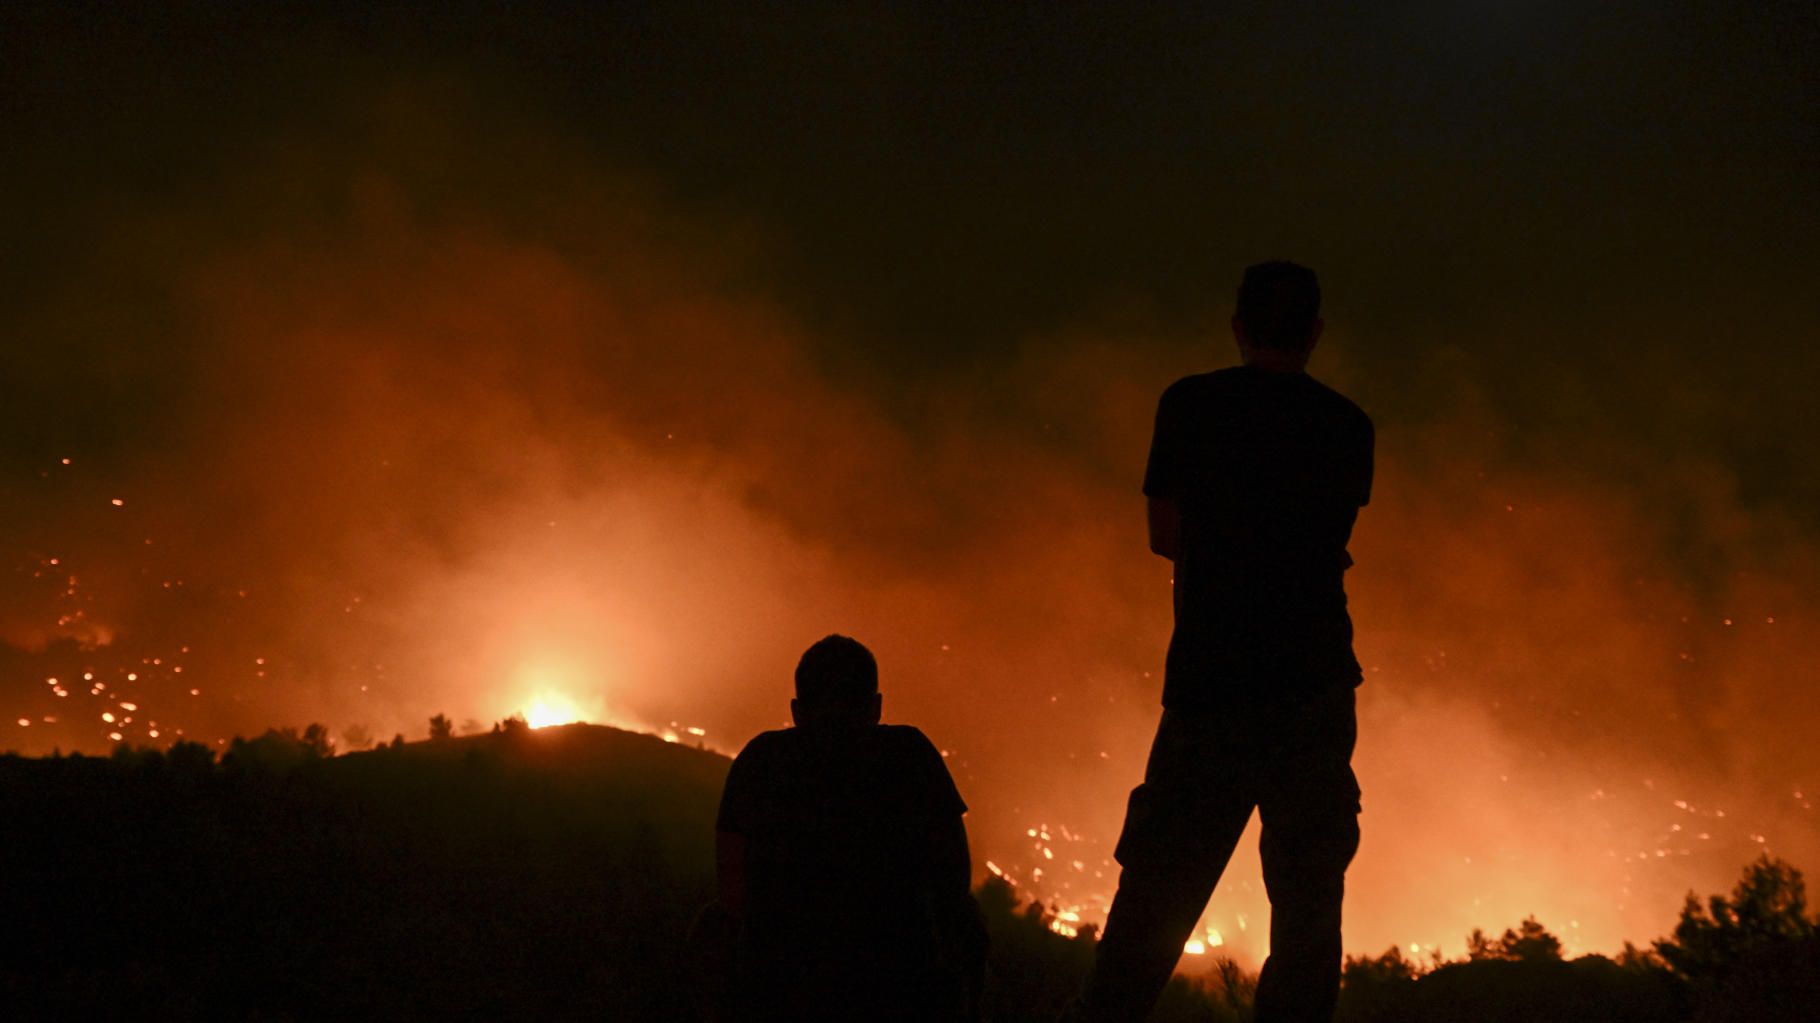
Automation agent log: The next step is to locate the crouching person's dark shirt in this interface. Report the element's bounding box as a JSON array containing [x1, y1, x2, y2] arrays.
[[717, 724, 969, 1021]]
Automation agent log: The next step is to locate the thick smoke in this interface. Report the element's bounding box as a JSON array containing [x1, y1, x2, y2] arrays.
[[4, 89, 1815, 965]]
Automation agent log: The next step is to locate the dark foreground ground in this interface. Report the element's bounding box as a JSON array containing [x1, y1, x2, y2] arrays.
[[2, 724, 1814, 1021]]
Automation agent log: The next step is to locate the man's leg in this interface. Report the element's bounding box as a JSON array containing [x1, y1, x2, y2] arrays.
[[1077, 711, 1254, 1022], [1252, 691, 1361, 1023], [1077, 863, 1222, 1021]]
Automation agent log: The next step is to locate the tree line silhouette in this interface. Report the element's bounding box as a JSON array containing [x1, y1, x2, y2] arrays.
[[2, 722, 1814, 1021]]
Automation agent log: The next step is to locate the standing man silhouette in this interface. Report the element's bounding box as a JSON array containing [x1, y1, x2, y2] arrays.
[[1078, 262, 1373, 1022]]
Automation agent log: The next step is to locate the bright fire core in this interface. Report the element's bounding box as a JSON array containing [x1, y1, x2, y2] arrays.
[[522, 692, 587, 729]]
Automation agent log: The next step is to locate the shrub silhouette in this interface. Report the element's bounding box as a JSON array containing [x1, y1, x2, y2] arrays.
[[1657, 855, 1814, 980], [1337, 859, 1818, 1023], [1466, 915, 1564, 963], [1655, 856, 1820, 1023]]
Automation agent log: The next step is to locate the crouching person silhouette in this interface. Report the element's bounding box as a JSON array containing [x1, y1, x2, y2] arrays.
[[1076, 262, 1373, 1023], [707, 635, 984, 1022]]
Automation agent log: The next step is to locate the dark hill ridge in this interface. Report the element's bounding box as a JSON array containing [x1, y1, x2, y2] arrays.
[[357, 719, 730, 770], [7, 726, 1810, 1021], [336, 719, 732, 796], [0, 723, 729, 1021]]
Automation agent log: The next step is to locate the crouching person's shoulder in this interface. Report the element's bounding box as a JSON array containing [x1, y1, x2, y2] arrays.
[[723, 729, 795, 795], [878, 725, 966, 814], [731, 727, 795, 762], [878, 723, 944, 759]]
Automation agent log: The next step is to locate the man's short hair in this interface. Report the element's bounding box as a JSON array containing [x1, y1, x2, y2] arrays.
[[1236, 261, 1321, 351], [795, 635, 879, 705]]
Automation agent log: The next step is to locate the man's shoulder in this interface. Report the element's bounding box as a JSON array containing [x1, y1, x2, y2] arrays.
[[1159, 371, 1225, 403], [1302, 374, 1373, 431], [875, 723, 940, 757], [1160, 370, 1365, 413], [732, 727, 796, 765], [875, 725, 964, 814], [719, 729, 796, 830], [871, 725, 956, 787], [1153, 372, 1231, 428], [733, 724, 938, 763]]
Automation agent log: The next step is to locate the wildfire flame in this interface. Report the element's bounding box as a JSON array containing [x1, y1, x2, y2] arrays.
[[522, 692, 587, 729]]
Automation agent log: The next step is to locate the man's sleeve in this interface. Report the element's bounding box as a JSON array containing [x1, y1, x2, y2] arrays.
[[1141, 383, 1186, 499], [1354, 414, 1375, 507], [716, 745, 762, 836], [906, 730, 967, 819]]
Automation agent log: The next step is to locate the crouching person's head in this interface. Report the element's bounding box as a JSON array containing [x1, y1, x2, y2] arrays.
[[791, 634, 882, 731]]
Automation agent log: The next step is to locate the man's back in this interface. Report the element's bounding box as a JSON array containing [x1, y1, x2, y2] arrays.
[[1143, 366, 1374, 708], [717, 723, 968, 1019]]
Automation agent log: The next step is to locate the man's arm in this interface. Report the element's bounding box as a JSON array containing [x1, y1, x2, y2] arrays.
[[1147, 495, 1180, 561], [1143, 382, 1185, 563], [932, 812, 972, 897], [715, 829, 748, 919], [907, 730, 973, 896], [714, 746, 761, 920]]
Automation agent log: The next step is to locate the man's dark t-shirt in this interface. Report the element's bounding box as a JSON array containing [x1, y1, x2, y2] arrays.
[[716, 724, 967, 1017], [1143, 366, 1374, 708]]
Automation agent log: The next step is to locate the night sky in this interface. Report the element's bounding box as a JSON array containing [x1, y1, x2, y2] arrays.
[[5, 2, 1817, 960]]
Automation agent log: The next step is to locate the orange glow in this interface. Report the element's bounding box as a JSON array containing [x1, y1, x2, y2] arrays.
[[510, 657, 635, 731], [2, 155, 1811, 975], [523, 692, 587, 729], [510, 657, 600, 729]]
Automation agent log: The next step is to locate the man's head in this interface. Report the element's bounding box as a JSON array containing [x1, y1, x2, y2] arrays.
[[791, 634, 882, 731], [1233, 261, 1323, 371]]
